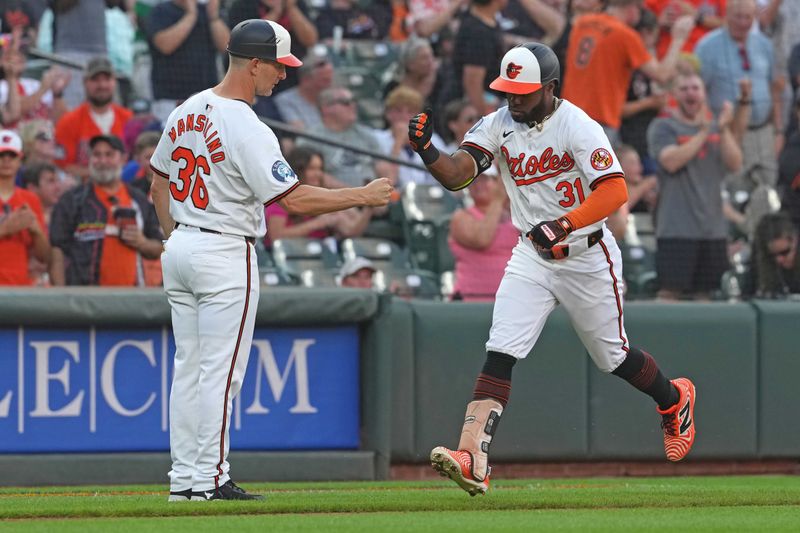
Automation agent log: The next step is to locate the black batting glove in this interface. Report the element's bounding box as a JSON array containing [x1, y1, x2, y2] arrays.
[[407, 107, 440, 165], [408, 107, 434, 151], [526, 217, 574, 249]]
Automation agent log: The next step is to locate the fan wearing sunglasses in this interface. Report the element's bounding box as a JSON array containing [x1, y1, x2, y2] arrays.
[[754, 212, 800, 298]]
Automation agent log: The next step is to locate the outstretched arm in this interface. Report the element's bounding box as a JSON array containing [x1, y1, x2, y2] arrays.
[[279, 179, 393, 216]]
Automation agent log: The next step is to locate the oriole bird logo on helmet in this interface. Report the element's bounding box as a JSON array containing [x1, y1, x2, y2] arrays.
[[506, 62, 523, 79]]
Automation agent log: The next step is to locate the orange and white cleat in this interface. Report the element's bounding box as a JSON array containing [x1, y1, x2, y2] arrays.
[[657, 377, 696, 462], [430, 446, 490, 496]]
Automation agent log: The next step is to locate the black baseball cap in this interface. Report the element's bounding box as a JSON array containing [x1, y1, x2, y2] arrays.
[[89, 134, 125, 153]]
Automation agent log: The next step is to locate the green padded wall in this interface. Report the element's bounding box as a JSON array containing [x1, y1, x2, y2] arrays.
[[753, 300, 800, 457], [387, 299, 417, 461], [410, 302, 590, 461], [588, 303, 758, 459]]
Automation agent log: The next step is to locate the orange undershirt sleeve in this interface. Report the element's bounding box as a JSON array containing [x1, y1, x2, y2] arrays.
[[563, 177, 628, 230]]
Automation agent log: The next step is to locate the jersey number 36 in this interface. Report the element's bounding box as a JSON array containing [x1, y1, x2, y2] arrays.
[[170, 147, 210, 210]]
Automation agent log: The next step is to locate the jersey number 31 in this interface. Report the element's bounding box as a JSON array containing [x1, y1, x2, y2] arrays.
[[170, 147, 210, 210]]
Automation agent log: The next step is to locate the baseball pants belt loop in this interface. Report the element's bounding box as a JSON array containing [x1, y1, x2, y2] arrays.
[[526, 228, 604, 260], [174, 222, 256, 245]]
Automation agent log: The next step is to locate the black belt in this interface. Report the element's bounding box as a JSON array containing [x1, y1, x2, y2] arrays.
[[175, 222, 255, 245], [528, 228, 604, 260], [748, 120, 771, 130]]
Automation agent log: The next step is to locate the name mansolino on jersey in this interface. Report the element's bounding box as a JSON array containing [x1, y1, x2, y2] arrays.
[[167, 113, 226, 163]]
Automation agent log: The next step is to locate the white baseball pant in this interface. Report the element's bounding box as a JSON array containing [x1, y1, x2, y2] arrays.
[[162, 226, 259, 492], [486, 233, 628, 372]]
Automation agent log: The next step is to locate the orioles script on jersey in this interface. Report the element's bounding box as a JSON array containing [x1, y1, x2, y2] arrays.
[[167, 114, 226, 164], [501, 146, 575, 185]]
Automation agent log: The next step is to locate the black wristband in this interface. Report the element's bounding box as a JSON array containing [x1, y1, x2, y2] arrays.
[[418, 144, 440, 166]]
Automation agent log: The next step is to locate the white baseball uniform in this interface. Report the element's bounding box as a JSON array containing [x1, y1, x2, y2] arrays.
[[150, 88, 299, 492], [460, 99, 629, 372]]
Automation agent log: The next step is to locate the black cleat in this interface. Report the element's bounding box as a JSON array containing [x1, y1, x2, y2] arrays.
[[168, 488, 192, 502], [190, 480, 265, 501]]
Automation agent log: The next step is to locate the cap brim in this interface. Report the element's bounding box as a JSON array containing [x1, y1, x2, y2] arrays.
[[0, 147, 21, 154], [277, 54, 302, 67], [489, 77, 542, 95]]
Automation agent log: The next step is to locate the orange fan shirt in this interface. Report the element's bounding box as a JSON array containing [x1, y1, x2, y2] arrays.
[[93, 184, 138, 286], [0, 188, 46, 285], [562, 13, 652, 129], [54, 103, 133, 169]]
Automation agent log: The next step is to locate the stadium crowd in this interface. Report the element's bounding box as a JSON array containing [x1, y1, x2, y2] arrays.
[[0, 0, 798, 300]]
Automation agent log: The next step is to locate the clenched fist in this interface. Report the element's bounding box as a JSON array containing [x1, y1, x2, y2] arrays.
[[362, 177, 395, 207]]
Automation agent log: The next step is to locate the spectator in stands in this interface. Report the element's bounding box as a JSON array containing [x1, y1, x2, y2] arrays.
[[21, 161, 61, 286], [788, 42, 800, 137], [449, 174, 516, 301], [54, 57, 132, 182], [621, 8, 666, 167], [0, 0, 44, 43], [376, 86, 444, 188], [18, 119, 76, 189], [398, 49, 438, 103], [696, 0, 782, 194], [551, 0, 604, 88], [407, 0, 466, 39], [0, 41, 70, 125], [49, 134, 161, 286], [145, 0, 230, 123], [227, 0, 318, 92], [753, 212, 800, 297], [778, 93, 800, 231], [617, 143, 658, 214], [122, 98, 161, 158], [103, 0, 136, 102], [21, 162, 61, 226], [266, 146, 374, 245], [37, 0, 111, 109], [758, 0, 800, 136], [502, 0, 566, 46], [647, 72, 744, 300], [0, 129, 50, 285], [338, 256, 377, 288], [127, 131, 162, 195], [0, 28, 23, 127], [313, 0, 392, 41], [274, 46, 334, 131], [606, 200, 629, 242], [646, 0, 725, 58], [297, 87, 393, 187], [441, 98, 480, 153], [562, 0, 694, 144], [445, 0, 506, 116], [383, 38, 442, 108]]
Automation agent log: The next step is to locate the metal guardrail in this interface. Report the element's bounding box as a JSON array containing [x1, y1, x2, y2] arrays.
[[259, 116, 430, 172]]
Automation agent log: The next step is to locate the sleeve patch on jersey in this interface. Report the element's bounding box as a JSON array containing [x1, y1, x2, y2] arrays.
[[271, 160, 295, 183], [590, 148, 613, 171], [467, 117, 484, 134]]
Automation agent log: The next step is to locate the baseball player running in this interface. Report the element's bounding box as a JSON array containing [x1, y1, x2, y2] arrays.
[[408, 43, 696, 496], [150, 19, 393, 501]]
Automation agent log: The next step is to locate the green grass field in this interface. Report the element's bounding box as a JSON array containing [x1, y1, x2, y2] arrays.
[[1, 476, 799, 531]]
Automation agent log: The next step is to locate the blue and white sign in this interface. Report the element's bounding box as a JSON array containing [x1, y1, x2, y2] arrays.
[[0, 327, 360, 453]]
